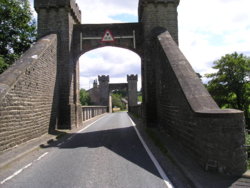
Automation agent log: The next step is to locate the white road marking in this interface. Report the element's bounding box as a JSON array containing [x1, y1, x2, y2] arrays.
[[0, 115, 107, 185], [67, 136, 73, 141], [56, 142, 64, 147], [36, 152, 48, 161], [1, 152, 49, 185], [128, 116, 174, 188], [1, 163, 32, 184], [77, 115, 107, 133]]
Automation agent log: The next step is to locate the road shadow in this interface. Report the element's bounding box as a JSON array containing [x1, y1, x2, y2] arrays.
[[40, 126, 162, 180]]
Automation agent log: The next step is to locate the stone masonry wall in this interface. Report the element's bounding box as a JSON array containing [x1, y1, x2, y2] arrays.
[[0, 34, 58, 152], [155, 31, 246, 176]]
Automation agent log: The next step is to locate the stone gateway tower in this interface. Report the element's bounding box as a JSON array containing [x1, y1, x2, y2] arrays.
[[139, 0, 180, 125], [127, 75, 138, 107], [35, 0, 82, 128], [30, 0, 246, 176]]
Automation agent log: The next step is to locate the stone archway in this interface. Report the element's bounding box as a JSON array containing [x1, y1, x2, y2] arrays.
[[72, 24, 143, 125], [34, 0, 180, 129]]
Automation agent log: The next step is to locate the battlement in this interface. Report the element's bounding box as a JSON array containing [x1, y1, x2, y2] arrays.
[[139, 0, 179, 6], [34, 0, 81, 24], [127, 74, 138, 81], [98, 75, 110, 82], [138, 0, 180, 22]]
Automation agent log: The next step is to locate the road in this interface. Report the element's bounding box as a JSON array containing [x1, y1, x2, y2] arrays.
[[0, 112, 172, 188]]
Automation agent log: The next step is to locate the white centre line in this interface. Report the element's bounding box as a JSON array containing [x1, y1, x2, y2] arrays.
[[0, 115, 107, 185], [36, 152, 49, 161], [1, 163, 32, 185], [128, 116, 174, 188]]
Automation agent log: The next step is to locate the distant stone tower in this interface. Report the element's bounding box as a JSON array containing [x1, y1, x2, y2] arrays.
[[98, 75, 110, 106], [34, 0, 82, 128], [139, 0, 179, 125], [93, 80, 98, 88], [127, 75, 138, 107]]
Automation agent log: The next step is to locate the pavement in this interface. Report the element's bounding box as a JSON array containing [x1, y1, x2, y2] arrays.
[[1, 112, 250, 188]]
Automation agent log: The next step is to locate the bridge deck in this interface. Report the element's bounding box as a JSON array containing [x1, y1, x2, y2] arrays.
[[1, 112, 172, 188]]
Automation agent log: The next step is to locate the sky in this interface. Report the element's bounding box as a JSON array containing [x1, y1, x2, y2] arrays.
[[29, 0, 250, 90]]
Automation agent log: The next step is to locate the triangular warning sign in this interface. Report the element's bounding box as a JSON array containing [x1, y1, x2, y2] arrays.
[[101, 30, 115, 42]]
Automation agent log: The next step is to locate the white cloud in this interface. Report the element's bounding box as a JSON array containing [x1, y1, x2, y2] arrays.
[[76, 0, 138, 23], [79, 47, 141, 90], [178, 0, 250, 77], [30, 0, 250, 89]]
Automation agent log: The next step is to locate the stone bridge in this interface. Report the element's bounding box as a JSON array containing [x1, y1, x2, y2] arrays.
[[0, 0, 246, 176]]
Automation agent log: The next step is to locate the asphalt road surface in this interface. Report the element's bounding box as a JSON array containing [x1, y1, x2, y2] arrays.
[[1, 112, 173, 188]]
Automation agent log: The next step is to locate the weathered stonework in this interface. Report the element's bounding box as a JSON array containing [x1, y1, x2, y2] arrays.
[[88, 75, 138, 111], [155, 31, 246, 176], [35, 0, 82, 129], [0, 0, 246, 176], [127, 75, 138, 107], [0, 34, 58, 151]]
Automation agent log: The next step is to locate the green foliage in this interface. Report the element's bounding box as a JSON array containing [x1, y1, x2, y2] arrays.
[[0, 0, 36, 74], [138, 91, 142, 102], [205, 52, 250, 119], [112, 90, 127, 98], [80, 89, 91, 106], [138, 95, 142, 102], [111, 93, 126, 110], [0, 56, 8, 73]]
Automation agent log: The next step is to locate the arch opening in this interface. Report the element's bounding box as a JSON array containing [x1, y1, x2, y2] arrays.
[[76, 46, 141, 112]]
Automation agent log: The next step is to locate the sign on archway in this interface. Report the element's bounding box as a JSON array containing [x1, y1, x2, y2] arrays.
[[101, 30, 115, 42]]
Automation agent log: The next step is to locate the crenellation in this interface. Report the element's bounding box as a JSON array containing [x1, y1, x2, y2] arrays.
[[34, 0, 81, 24], [98, 75, 110, 83], [127, 74, 138, 81]]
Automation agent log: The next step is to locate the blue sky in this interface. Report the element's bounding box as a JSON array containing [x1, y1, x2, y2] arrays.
[[29, 0, 250, 89]]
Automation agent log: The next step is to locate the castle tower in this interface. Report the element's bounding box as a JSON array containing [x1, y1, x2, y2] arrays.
[[138, 0, 179, 125], [139, 0, 179, 44], [34, 0, 82, 128], [98, 75, 110, 106], [127, 75, 138, 107], [93, 80, 98, 88]]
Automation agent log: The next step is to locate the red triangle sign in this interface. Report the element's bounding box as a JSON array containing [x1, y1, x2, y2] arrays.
[[101, 30, 115, 42]]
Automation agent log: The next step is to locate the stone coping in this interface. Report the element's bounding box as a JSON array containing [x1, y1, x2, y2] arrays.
[[158, 31, 243, 116], [0, 34, 57, 102]]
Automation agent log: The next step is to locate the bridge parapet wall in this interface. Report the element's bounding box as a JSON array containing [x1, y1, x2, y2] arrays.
[[82, 106, 107, 121], [0, 34, 58, 152], [155, 31, 246, 176]]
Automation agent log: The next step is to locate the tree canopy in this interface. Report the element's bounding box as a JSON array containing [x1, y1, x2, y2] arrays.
[[111, 93, 126, 110], [80, 89, 91, 106], [205, 52, 250, 120], [0, 0, 36, 73]]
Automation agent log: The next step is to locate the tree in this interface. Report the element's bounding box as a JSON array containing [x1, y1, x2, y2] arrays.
[[205, 52, 250, 119], [80, 89, 91, 106], [0, 56, 8, 73], [0, 0, 36, 74], [111, 93, 126, 110]]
